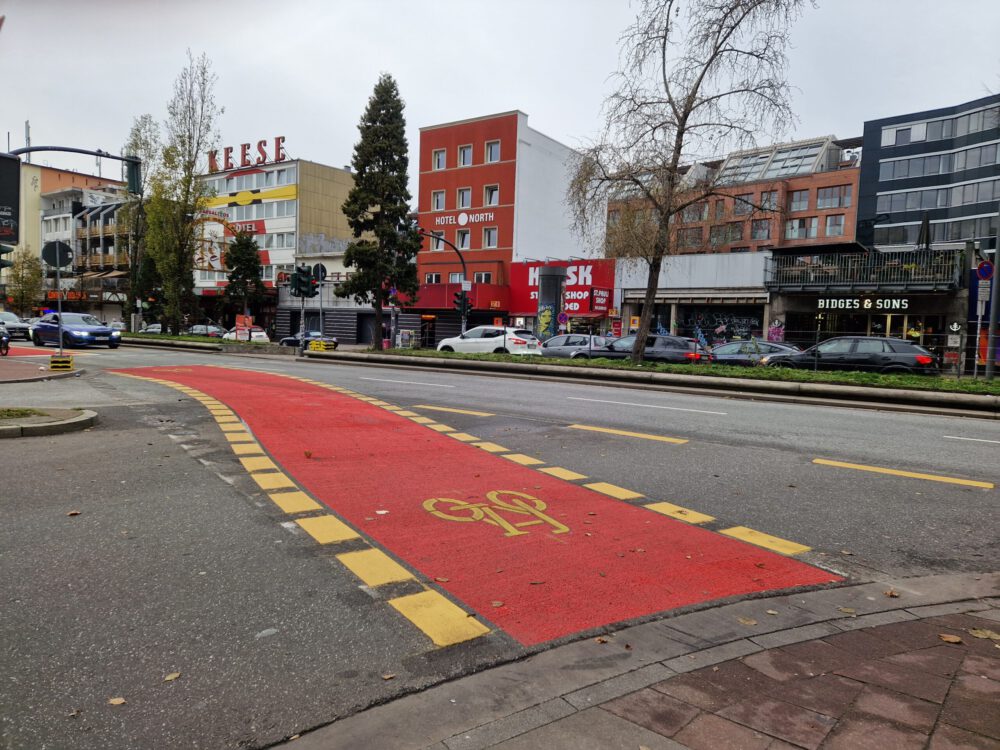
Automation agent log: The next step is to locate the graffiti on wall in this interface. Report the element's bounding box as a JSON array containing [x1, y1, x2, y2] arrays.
[[767, 319, 785, 343], [679, 308, 763, 344]]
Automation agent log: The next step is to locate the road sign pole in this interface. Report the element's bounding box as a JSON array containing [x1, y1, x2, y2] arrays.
[[56, 260, 63, 356]]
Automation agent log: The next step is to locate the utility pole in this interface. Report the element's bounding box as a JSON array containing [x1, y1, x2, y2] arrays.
[[985, 204, 999, 381]]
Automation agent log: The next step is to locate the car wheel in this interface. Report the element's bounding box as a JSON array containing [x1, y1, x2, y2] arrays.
[[767, 359, 795, 368], [62, 333, 76, 348], [109, 343, 120, 349], [439, 346, 454, 352], [32, 332, 45, 347], [493, 347, 509, 354], [571, 353, 590, 359], [0, 338, 8, 356]]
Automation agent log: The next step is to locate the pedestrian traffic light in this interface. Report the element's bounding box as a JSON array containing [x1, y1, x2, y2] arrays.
[[303, 265, 320, 298], [0, 244, 14, 271]]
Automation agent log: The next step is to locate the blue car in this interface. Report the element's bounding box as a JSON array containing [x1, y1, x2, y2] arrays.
[[32, 312, 122, 349]]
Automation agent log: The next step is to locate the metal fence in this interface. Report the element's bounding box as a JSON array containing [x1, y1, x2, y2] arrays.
[[765, 248, 964, 292]]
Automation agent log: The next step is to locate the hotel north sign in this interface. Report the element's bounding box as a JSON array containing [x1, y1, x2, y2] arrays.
[[434, 211, 495, 227], [208, 136, 287, 173], [818, 297, 910, 310]]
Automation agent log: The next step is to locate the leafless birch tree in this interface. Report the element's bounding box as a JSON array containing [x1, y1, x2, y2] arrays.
[[569, 0, 807, 362]]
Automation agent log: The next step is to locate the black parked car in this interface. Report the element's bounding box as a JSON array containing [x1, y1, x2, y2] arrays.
[[278, 330, 338, 349], [711, 339, 801, 366], [761, 336, 939, 374], [594, 334, 712, 363]]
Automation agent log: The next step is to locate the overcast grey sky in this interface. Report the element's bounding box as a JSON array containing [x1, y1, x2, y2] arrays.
[[2, 0, 999, 181]]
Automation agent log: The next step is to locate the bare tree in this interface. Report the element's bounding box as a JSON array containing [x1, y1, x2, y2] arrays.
[[145, 50, 222, 334], [569, 0, 806, 362]]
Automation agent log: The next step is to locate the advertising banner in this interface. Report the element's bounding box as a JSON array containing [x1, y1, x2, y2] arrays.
[[0, 154, 20, 244], [509, 259, 616, 316]]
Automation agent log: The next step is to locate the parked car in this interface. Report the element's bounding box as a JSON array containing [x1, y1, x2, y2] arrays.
[[541, 334, 612, 358], [0, 311, 30, 340], [278, 330, 339, 348], [710, 339, 801, 367], [186, 324, 227, 337], [437, 326, 541, 355], [222, 326, 270, 343], [760, 336, 939, 374], [141, 323, 163, 334], [592, 334, 712, 364], [109, 321, 127, 331], [32, 312, 121, 348]]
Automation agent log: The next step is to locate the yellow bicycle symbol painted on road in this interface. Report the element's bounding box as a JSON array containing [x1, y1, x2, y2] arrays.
[[424, 490, 569, 538]]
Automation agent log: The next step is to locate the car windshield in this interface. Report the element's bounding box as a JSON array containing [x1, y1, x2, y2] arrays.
[[63, 314, 103, 326], [513, 330, 536, 338], [0, 312, 18, 322]]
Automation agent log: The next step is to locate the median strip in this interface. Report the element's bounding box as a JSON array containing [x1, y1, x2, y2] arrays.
[[813, 458, 994, 489]]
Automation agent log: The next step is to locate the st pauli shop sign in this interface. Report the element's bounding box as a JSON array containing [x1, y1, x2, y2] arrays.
[[509, 259, 616, 316]]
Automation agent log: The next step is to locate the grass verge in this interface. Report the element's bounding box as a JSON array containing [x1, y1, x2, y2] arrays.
[[0, 408, 45, 420]]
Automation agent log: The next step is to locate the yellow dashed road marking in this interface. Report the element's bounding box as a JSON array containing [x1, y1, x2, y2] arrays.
[[426, 424, 455, 433], [251, 472, 296, 491], [412, 405, 495, 417], [645, 501, 714, 524], [409, 416, 435, 424], [269, 491, 322, 514], [539, 466, 588, 481], [720, 526, 810, 556], [813, 458, 994, 489], [394, 410, 418, 417], [503, 453, 544, 466], [296, 515, 360, 544], [447, 433, 480, 442], [231, 442, 265, 455], [225, 432, 255, 443], [569, 424, 688, 445], [240, 456, 279, 473], [214, 415, 240, 424], [337, 549, 415, 587], [584, 482, 644, 500], [473, 442, 508, 453], [219, 423, 249, 433], [389, 590, 490, 647]]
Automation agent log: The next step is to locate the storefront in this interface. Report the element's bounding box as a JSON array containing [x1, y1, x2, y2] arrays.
[[508, 259, 616, 336]]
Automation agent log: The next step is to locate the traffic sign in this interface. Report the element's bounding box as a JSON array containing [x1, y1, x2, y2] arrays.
[[948, 321, 963, 333], [977, 260, 994, 281], [978, 280, 992, 302], [557, 311, 569, 325], [41, 240, 73, 267]]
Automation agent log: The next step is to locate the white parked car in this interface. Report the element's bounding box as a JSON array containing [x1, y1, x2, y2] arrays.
[[222, 326, 270, 343], [437, 326, 541, 355]]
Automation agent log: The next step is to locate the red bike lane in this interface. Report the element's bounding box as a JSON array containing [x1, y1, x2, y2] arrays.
[[119, 365, 841, 646]]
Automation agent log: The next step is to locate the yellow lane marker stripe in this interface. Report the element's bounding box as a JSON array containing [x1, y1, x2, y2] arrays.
[[389, 590, 490, 647], [219, 423, 249, 433], [214, 415, 240, 424], [473, 442, 508, 453], [645, 501, 714, 524], [337, 549, 415, 587], [269, 491, 322, 514], [426, 424, 455, 433], [225, 432, 255, 443], [251, 472, 296, 491], [584, 482, 644, 500], [720, 526, 810, 556], [539, 466, 588, 481], [412, 405, 495, 417], [569, 424, 688, 445], [409, 416, 435, 424], [296, 515, 360, 544], [503, 453, 545, 466], [448, 433, 480, 442], [813, 458, 994, 489], [231, 442, 265, 456], [240, 456, 279, 473], [395, 410, 418, 417]]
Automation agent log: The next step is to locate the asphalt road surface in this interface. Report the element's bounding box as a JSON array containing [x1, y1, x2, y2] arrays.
[[2, 345, 997, 749]]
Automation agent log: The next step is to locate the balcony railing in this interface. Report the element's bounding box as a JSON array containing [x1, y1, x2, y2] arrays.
[[764, 248, 963, 292]]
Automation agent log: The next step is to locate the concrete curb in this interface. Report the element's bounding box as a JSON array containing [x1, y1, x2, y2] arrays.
[[0, 367, 87, 384], [302, 350, 1000, 417], [0, 409, 98, 438], [121, 337, 223, 352], [281, 571, 1000, 750]]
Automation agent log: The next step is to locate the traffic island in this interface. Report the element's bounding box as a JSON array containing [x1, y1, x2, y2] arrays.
[[0, 408, 98, 438]]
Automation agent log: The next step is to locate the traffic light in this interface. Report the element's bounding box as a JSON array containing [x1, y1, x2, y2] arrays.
[[289, 269, 301, 297], [125, 158, 142, 194], [304, 265, 320, 298], [453, 290, 467, 314], [0, 244, 14, 271], [291, 265, 316, 298]]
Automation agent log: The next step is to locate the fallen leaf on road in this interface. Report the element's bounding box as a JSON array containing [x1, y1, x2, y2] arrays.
[[967, 628, 1000, 640], [737, 617, 758, 626], [108, 697, 126, 706], [624, 643, 632, 650], [289, 735, 300, 741], [163, 672, 180, 682], [939, 634, 963, 644], [381, 673, 396, 680], [304, 450, 312, 459], [766, 610, 779, 616], [883, 589, 900, 598], [838, 607, 857, 615], [754, 562, 766, 568], [595, 637, 608, 644], [434, 577, 450, 583], [598, 571, 606, 577], [529, 581, 545, 585], [491, 601, 504, 608], [587, 512, 597, 516], [67, 511, 81, 517], [375, 510, 389, 515], [67, 709, 81, 717], [840, 550, 854, 556]]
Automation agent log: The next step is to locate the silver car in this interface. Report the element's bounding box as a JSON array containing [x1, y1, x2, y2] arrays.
[[0, 311, 30, 340], [541, 334, 611, 358]]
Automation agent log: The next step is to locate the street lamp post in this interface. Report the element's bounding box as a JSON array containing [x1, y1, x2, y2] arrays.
[[417, 229, 470, 334]]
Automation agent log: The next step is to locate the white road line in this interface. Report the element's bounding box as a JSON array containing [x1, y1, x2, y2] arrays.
[[943, 435, 1000, 445], [359, 377, 455, 388], [567, 396, 727, 415]]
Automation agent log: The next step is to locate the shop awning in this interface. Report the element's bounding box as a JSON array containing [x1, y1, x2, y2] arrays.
[[622, 289, 769, 305]]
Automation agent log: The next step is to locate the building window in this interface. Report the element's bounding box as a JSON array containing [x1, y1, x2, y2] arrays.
[[431, 231, 445, 251], [449, 272, 464, 283], [456, 229, 470, 249], [785, 217, 818, 240], [730, 246, 751, 253], [895, 128, 911, 146], [825, 214, 845, 237], [709, 223, 743, 246], [733, 193, 752, 215], [425, 272, 441, 284], [484, 185, 499, 206], [789, 190, 809, 212], [432, 149, 446, 170], [817, 185, 852, 209], [483, 227, 498, 248], [432, 190, 445, 211], [759, 191, 778, 211], [714, 200, 725, 219], [474, 272, 493, 283], [457, 187, 471, 209], [678, 227, 703, 248], [458, 145, 472, 167], [751, 219, 771, 240], [682, 202, 708, 222], [485, 141, 500, 163]]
